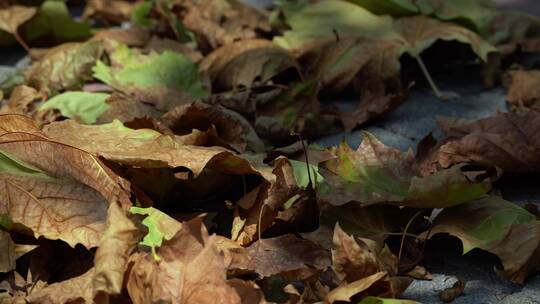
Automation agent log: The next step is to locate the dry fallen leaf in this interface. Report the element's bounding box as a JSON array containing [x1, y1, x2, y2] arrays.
[[506, 70, 540, 108], [436, 109, 540, 172], [0, 114, 131, 248], [127, 215, 243, 304], [0, 5, 36, 34]]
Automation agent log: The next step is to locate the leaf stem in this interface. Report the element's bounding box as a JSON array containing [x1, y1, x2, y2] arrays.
[[398, 210, 423, 263], [415, 55, 444, 100], [13, 31, 32, 55]]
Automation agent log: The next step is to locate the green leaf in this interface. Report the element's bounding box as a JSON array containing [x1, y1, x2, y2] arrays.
[[92, 42, 207, 110], [289, 159, 329, 194], [346, 0, 418, 16], [131, 1, 153, 28], [430, 196, 536, 253], [129, 207, 182, 261], [274, 0, 496, 61], [273, 0, 398, 51], [40, 92, 110, 124], [23, 0, 91, 43], [0, 150, 52, 180]]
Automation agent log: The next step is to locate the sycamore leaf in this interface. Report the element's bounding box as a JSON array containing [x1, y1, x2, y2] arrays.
[[0, 114, 131, 248], [0, 5, 37, 34], [162, 101, 265, 153], [129, 206, 182, 261], [231, 234, 331, 280], [39, 92, 110, 124], [320, 132, 492, 207], [27, 41, 104, 94], [178, 0, 271, 49], [26, 268, 95, 304], [92, 42, 207, 111], [127, 215, 242, 304], [274, 0, 496, 61], [427, 195, 540, 284], [43, 119, 270, 178], [289, 159, 328, 193], [435, 109, 540, 172], [200, 39, 300, 91], [349, 0, 495, 34]]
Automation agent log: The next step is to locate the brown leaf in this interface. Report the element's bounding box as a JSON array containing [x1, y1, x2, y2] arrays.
[[436, 109, 540, 172], [0, 5, 36, 34], [0, 114, 131, 248], [92, 202, 142, 298], [179, 0, 271, 50], [144, 36, 203, 62], [201, 39, 300, 91], [233, 158, 314, 245], [92, 27, 151, 47], [127, 215, 242, 304], [325, 271, 387, 304], [83, 0, 136, 24], [43, 119, 270, 178], [232, 234, 331, 281], [26, 41, 104, 95], [162, 101, 265, 153], [439, 280, 466, 303], [0, 85, 43, 116], [0, 231, 16, 273], [227, 279, 267, 304], [26, 268, 94, 304], [332, 224, 396, 283], [426, 196, 540, 284], [506, 70, 540, 108]]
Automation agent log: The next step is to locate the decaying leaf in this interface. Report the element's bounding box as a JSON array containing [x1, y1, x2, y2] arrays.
[[162, 101, 265, 153], [232, 234, 331, 281], [200, 39, 300, 91], [435, 109, 540, 172], [427, 195, 540, 284], [0, 5, 37, 34], [127, 215, 242, 304], [0, 114, 131, 248], [178, 0, 271, 50], [506, 70, 540, 108], [0, 231, 16, 273], [27, 41, 104, 94], [320, 132, 492, 207], [43, 119, 269, 177]]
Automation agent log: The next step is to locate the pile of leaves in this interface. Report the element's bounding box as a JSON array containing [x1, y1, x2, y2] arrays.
[[1, 0, 540, 303]]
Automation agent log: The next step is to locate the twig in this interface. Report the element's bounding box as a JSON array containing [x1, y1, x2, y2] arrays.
[[415, 54, 444, 100]]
